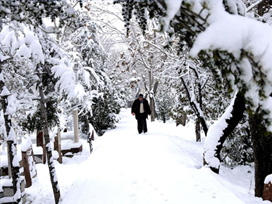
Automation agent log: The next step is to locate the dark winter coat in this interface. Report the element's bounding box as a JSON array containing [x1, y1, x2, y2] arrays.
[[131, 98, 151, 120]]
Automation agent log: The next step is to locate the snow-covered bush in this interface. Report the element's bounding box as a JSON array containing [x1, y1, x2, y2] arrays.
[[87, 88, 121, 136], [156, 93, 173, 123]]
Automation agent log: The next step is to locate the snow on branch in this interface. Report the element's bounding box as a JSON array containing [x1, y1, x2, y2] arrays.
[[265, 174, 272, 184], [164, 0, 183, 31], [50, 57, 86, 100], [1, 22, 87, 101], [189, 1, 272, 126], [0, 23, 45, 64], [246, 1, 262, 12]]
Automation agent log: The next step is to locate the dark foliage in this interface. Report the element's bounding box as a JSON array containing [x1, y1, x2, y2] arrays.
[[80, 88, 121, 136], [21, 100, 59, 133], [21, 65, 59, 133]]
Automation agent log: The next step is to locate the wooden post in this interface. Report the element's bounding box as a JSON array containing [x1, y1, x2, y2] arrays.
[[87, 130, 94, 153], [37, 131, 46, 164], [36, 131, 43, 147], [263, 181, 272, 201], [54, 129, 62, 163], [21, 147, 37, 188], [182, 113, 187, 126], [7, 141, 13, 178], [21, 150, 32, 187], [73, 109, 79, 143]]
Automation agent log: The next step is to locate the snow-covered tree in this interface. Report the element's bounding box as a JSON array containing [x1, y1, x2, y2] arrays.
[[156, 90, 174, 123], [0, 22, 75, 203], [0, 0, 81, 30], [57, 6, 121, 136], [116, 0, 272, 199], [0, 1, 84, 203], [83, 1, 127, 53], [113, 18, 179, 121]]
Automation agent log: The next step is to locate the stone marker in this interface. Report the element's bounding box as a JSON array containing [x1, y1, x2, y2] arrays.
[[73, 109, 79, 143]]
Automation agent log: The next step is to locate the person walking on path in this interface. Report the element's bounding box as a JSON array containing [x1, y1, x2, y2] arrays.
[[131, 94, 151, 134]]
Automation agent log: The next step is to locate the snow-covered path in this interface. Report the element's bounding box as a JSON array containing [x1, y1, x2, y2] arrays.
[[60, 109, 261, 204]]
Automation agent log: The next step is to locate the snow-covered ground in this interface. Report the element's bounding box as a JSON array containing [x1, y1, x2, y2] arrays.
[[25, 109, 269, 204]]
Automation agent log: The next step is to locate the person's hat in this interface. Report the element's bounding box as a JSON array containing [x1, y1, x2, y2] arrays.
[[139, 94, 143, 98]]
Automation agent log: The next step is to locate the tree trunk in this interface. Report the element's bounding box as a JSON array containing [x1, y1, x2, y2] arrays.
[[179, 73, 208, 135], [151, 80, 159, 122], [197, 114, 208, 135], [162, 112, 166, 123], [214, 92, 246, 162], [204, 92, 245, 174], [150, 96, 156, 121], [148, 70, 158, 122], [249, 107, 272, 198], [39, 85, 61, 204], [195, 118, 201, 142]]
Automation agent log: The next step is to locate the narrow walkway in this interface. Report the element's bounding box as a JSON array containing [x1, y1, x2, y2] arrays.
[[61, 109, 252, 204]]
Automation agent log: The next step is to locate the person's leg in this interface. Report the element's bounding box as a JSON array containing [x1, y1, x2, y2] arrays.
[[137, 119, 142, 134], [143, 118, 147, 133]]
